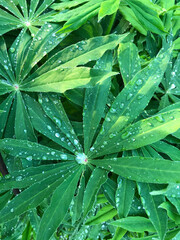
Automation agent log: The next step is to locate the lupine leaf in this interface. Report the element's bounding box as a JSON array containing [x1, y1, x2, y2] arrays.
[[90, 157, 180, 183], [0, 165, 79, 224], [115, 177, 136, 218], [36, 166, 83, 240], [83, 168, 108, 216], [0, 162, 76, 190], [85, 204, 117, 225], [89, 47, 172, 156], [117, 42, 141, 85], [90, 109, 180, 157], [137, 183, 167, 240], [21, 67, 118, 93], [110, 216, 156, 232], [0, 138, 75, 161]]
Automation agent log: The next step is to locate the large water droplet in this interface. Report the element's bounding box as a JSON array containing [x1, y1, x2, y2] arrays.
[[136, 79, 143, 86], [155, 115, 164, 123], [127, 93, 133, 100], [121, 131, 131, 139], [26, 156, 32, 161]]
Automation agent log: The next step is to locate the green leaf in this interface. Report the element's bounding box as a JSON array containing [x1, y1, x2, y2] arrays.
[[21, 67, 117, 93], [24, 94, 76, 153], [151, 141, 180, 162], [89, 47, 172, 157], [125, 0, 166, 35], [0, 36, 15, 82], [90, 157, 180, 183], [85, 204, 117, 225], [0, 93, 14, 138], [0, 138, 75, 161], [102, 178, 117, 206], [0, 80, 14, 95], [39, 93, 83, 152], [0, 162, 76, 190], [0, 165, 79, 223], [15, 92, 36, 141], [83, 168, 108, 216], [98, 0, 120, 21], [56, 1, 102, 34], [110, 216, 156, 232], [117, 42, 141, 85], [119, 5, 147, 35], [116, 177, 136, 218], [83, 51, 113, 153], [91, 109, 180, 157], [137, 183, 167, 240], [28, 33, 128, 80], [36, 166, 83, 240], [160, 202, 180, 224], [72, 174, 85, 224], [20, 23, 62, 80]]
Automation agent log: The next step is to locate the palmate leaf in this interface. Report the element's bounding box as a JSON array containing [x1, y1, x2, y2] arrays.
[[0, 80, 14, 95], [36, 165, 83, 240], [21, 67, 118, 93], [90, 157, 180, 184], [27, 33, 128, 80], [0, 162, 76, 190], [24, 94, 77, 153], [0, 138, 75, 161], [125, 0, 166, 35], [39, 93, 82, 152], [0, 165, 79, 224], [110, 216, 156, 233], [90, 109, 180, 157], [0, 0, 55, 35], [88, 47, 172, 155], [53, 0, 104, 33]]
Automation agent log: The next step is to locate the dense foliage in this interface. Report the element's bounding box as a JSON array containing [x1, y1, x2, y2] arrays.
[[0, 0, 180, 239]]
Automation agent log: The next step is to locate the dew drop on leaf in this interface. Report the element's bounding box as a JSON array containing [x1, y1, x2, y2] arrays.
[[155, 115, 165, 123]]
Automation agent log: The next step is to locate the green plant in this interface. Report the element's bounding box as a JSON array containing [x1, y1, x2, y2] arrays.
[[0, 0, 180, 240]]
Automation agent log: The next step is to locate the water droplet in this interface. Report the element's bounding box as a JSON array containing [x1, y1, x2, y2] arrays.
[[137, 94, 144, 100], [47, 125, 52, 130], [155, 115, 164, 123], [110, 108, 116, 113], [10, 47, 15, 53], [109, 133, 115, 139], [26, 156, 32, 161], [127, 93, 133, 100], [55, 133, 60, 138], [120, 103, 124, 109], [121, 131, 131, 139], [136, 79, 143, 86], [74, 139, 78, 145], [53, 117, 61, 127], [60, 154, 67, 160], [4, 65, 8, 70], [16, 176, 22, 181], [105, 117, 111, 122]]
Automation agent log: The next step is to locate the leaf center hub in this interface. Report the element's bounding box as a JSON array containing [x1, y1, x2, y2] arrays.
[[75, 153, 88, 165]]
